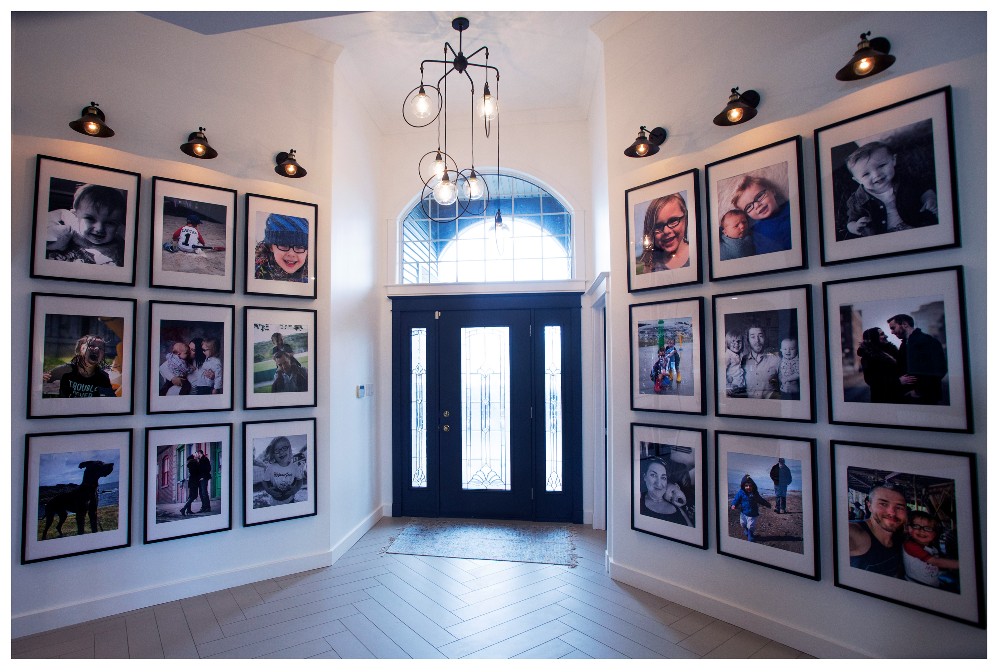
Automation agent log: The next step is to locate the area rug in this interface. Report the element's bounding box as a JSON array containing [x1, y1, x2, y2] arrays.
[[384, 518, 577, 566]]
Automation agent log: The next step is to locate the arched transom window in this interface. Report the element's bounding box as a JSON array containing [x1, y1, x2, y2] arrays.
[[400, 173, 573, 284]]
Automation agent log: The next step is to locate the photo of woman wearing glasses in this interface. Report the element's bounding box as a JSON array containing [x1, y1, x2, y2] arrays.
[[635, 191, 690, 273], [254, 212, 310, 283], [716, 162, 792, 259]]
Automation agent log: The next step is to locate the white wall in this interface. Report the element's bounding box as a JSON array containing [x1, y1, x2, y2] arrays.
[[10, 12, 382, 637], [602, 12, 986, 657]]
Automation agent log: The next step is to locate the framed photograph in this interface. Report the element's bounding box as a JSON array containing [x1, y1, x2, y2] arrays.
[[243, 418, 317, 527], [629, 297, 705, 415], [712, 285, 814, 422], [150, 177, 237, 292], [148, 301, 234, 414], [244, 193, 317, 299], [625, 168, 701, 291], [823, 266, 970, 433], [143, 423, 233, 544], [244, 306, 317, 410], [22, 429, 132, 564], [831, 440, 983, 628], [815, 87, 958, 265], [30, 155, 140, 286], [28, 292, 136, 419], [705, 136, 806, 281], [631, 423, 707, 549], [716, 431, 819, 580]]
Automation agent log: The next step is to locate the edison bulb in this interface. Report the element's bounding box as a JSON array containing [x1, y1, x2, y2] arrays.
[[853, 57, 875, 76], [412, 86, 432, 119], [84, 120, 101, 135], [634, 142, 649, 157], [463, 175, 484, 201], [433, 173, 458, 206], [431, 152, 446, 179], [284, 163, 298, 177], [192, 144, 207, 157], [480, 93, 499, 121], [726, 107, 744, 124]]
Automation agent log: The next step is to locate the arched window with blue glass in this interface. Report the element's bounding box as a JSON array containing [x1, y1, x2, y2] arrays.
[[399, 173, 573, 284]]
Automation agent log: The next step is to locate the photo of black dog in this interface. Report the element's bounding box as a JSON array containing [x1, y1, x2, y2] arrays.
[[41, 460, 115, 538]]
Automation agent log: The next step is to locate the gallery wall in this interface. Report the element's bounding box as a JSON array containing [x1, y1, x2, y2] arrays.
[[10, 12, 382, 637], [600, 12, 987, 657]]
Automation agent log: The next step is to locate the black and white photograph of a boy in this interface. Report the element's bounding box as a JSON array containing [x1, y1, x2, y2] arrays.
[[723, 309, 799, 400], [831, 118, 938, 241], [45, 178, 127, 266]]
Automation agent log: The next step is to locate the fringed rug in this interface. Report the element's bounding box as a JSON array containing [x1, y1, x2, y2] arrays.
[[384, 518, 577, 566]]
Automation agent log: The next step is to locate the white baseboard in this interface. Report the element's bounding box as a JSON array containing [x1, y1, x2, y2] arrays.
[[12, 507, 385, 639], [609, 558, 863, 658]]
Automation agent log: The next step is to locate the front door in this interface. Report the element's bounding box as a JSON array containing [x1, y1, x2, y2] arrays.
[[391, 293, 582, 522]]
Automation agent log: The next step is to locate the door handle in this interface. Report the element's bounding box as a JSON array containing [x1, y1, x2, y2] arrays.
[[442, 424, 451, 432]]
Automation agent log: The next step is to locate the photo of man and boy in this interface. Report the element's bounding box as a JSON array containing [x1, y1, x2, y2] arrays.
[[829, 118, 938, 241], [726, 452, 804, 554], [846, 467, 960, 593], [251, 322, 309, 394], [838, 296, 948, 406], [722, 309, 800, 401]]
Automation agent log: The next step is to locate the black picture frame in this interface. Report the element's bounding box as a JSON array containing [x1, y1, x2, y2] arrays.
[[147, 300, 235, 414], [629, 297, 706, 415], [705, 136, 807, 281], [716, 431, 819, 581], [244, 193, 318, 299], [831, 440, 984, 628], [822, 266, 971, 433], [28, 292, 136, 419], [149, 176, 238, 293], [143, 423, 233, 544], [22, 429, 133, 564], [815, 86, 959, 266], [243, 306, 318, 410], [625, 168, 702, 292], [243, 417, 318, 527], [631, 423, 707, 549], [712, 284, 815, 422], [30, 155, 141, 286]]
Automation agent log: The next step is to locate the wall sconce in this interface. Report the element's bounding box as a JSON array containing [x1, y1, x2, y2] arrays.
[[68, 102, 115, 138], [713, 87, 760, 126], [180, 127, 218, 159], [624, 126, 667, 158], [836, 32, 895, 81], [275, 149, 307, 178]]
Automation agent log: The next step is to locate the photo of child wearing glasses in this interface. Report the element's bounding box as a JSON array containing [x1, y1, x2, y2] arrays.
[[254, 213, 310, 283], [716, 162, 793, 259]]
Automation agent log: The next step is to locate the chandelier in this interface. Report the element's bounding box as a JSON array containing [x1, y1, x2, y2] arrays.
[[402, 17, 500, 224]]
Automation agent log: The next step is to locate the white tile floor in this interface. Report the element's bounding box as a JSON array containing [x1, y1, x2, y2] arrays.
[[12, 517, 813, 659]]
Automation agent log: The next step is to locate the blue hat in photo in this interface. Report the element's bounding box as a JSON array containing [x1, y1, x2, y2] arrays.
[[263, 214, 308, 249], [186, 213, 202, 224]]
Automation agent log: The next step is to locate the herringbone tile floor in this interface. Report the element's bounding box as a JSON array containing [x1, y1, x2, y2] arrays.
[[12, 517, 812, 659]]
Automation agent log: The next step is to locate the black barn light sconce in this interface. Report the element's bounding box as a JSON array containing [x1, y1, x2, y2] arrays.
[[624, 126, 667, 158], [275, 149, 307, 178], [69, 102, 115, 138], [836, 32, 895, 81], [713, 87, 760, 127], [180, 127, 218, 159]]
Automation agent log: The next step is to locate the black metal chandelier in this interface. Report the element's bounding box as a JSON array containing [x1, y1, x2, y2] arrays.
[[402, 17, 500, 224]]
